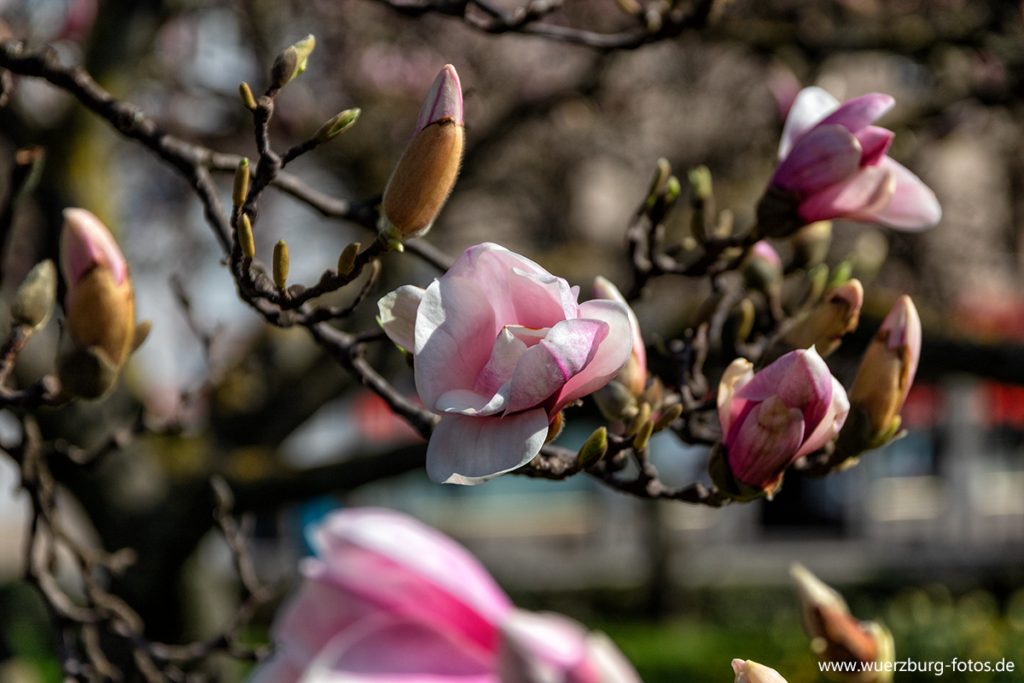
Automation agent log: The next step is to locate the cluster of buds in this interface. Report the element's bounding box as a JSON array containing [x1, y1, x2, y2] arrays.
[[711, 348, 849, 500], [834, 295, 921, 463], [379, 64, 465, 242], [58, 208, 149, 399], [791, 564, 895, 683]]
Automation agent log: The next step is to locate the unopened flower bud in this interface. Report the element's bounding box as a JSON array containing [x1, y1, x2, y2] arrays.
[[273, 239, 289, 289], [237, 214, 255, 259], [233, 158, 250, 208], [646, 157, 672, 207], [653, 403, 683, 432], [633, 419, 654, 450], [12, 260, 57, 331], [239, 82, 256, 110], [791, 220, 832, 270], [784, 279, 863, 357], [60, 208, 136, 370], [626, 402, 651, 437], [843, 295, 921, 448], [689, 165, 714, 243], [732, 660, 788, 683], [577, 426, 608, 467], [725, 298, 756, 347], [380, 65, 464, 240], [743, 241, 783, 293], [337, 242, 361, 275], [593, 380, 638, 422], [791, 564, 894, 683], [314, 108, 361, 144], [270, 35, 315, 91]]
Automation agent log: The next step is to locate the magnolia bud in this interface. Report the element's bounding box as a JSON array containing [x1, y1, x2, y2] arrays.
[[791, 564, 894, 683], [12, 260, 57, 331], [592, 380, 638, 422], [239, 82, 256, 110], [237, 214, 256, 259], [626, 402, 651, 438], [577, 426, 608, 467], [233, 158, 250, 208], [270, 35, 315, 91], [689, 165, 715, 242], [732, 660, 789, 683], [313, 108, 361, 144], [843, 295, 921, 448], [653, 403, 683, 432], [633, 419, 654, 450], [337, 242, 361, 275], [273, 240, 289, 289], [790, 220, 832, 270], [380, 65, 464, 240], [784, 279, 864, 357], [646, 157, 672, 207], [743, 241, 783, 292], [60, 208, 136, 370]]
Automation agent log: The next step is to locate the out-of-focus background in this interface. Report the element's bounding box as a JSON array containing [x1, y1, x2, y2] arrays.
[[3, 0, 1024, 681]]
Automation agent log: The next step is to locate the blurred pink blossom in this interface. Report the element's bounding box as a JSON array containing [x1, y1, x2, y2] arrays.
[[249, 508, 641, 683]]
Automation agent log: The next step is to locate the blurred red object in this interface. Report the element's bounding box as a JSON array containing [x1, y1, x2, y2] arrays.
[[352, 390, 425, 444]]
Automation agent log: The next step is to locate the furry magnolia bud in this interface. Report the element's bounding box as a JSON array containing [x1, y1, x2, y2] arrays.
[[237, 214, 256, 260], [270, 35, 315, 90], [337, 242, 360, 275], [12, 260, 57, 330], [233, 158, 250, 208], [273, 240, 289, 289], [60, 208, 137, 369], [380, 65, 464, 240], [314, 109, 361, 144]]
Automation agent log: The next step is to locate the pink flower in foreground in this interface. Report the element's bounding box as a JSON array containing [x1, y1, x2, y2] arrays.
[[758, 87, 941, 236], [249, 508, 641, 683], [379, 243, 633, 484], [713, 348, 849, 498]]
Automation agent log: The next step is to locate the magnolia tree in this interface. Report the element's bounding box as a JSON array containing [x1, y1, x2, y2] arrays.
[[0, 0, 1008, 681]]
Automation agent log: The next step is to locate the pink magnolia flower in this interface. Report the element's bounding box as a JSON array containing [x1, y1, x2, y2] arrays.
[[714, 348, 849, 498], [378, 243, 633, 484], [760, 87, 941, 235], [249, 508, 641, 683]]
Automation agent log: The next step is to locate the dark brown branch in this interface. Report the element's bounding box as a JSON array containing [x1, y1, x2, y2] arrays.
[[373, 0, 718, 50]]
